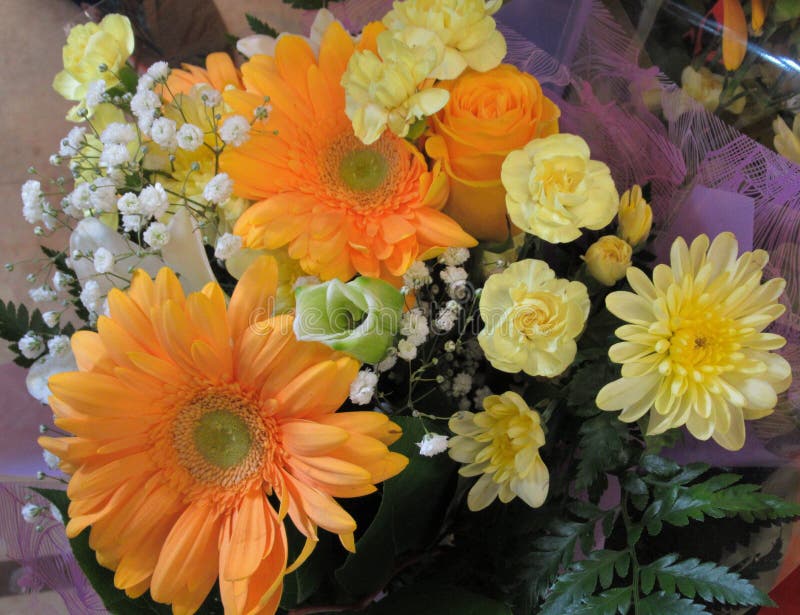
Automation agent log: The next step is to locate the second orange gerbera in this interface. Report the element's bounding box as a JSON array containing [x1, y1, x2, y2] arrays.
[[39, 257, 407, 614], [221, 21, 476, 283]]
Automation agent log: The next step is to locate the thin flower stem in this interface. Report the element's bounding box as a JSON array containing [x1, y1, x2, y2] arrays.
[[621, 492, 641, 615]]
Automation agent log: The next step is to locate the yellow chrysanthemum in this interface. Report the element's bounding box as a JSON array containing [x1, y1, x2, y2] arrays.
[[39, 256, 407, 614], [501, 133, 619, 244], [596, 233, 792, 451], [478, 259, 590, 377], [383, 0, 507, 80], [448, 391, 549, 511]]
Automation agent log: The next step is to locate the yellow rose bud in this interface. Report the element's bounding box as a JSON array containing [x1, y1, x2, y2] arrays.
[[617, 185, 652, 247], [582, 236, 632, 287], [53, 14, 135, 111], [502, 134, 618, 244], [427, 64, 560, 242]]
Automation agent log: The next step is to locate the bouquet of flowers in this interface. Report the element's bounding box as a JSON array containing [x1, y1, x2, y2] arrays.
[[3, 1, 799, 614]]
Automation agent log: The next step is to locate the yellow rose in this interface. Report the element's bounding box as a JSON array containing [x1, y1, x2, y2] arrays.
[[680, 66, 745, 114], [478, 259, 589, 377], [53, 14, 134, 111], [617, 185, 652, 247], [582, 236, 632, 286], [426, 64, 560, 241], [502, 133, 618, 244]]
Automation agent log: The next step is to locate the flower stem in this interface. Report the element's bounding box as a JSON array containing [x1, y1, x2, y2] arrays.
[[621, 492, 641, 615]]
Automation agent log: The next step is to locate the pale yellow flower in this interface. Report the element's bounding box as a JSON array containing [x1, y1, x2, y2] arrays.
[[596, 233, 791, 451], [225, 247, 307, 314], [448, 391, 548, 511], [502, 133, 619, 244], [773, 115, 800, 165], [583, 235, 633, 286], [342, 29, 449, 144], [617, 185, 652, 247], [680, 66, 745, 114], [478, 259, 590, 376], [383, 0, 506, 80], [53, 14, 134, 113]]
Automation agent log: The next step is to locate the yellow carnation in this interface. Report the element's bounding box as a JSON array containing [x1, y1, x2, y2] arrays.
[[53, 14, 134, 107], [773, 115, 800, 165], [502, 133, 618, 244], [617, 185, 653, 247], [596, 232, 792, 451], [478, 259, 590, 376], [383, 0, 506, 80], [583, 235, 632, 286], [342, 29, 450, 144], [448, 391, 549, 511]]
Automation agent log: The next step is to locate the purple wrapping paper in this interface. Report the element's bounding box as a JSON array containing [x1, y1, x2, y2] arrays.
[[0, 363, 53, 477]]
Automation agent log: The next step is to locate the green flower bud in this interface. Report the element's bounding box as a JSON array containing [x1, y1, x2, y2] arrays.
[[293, 276, 404, 363]]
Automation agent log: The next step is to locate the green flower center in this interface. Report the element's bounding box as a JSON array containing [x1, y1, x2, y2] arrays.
[[339, 149, 389, 192], [193, 410, 252, 469]]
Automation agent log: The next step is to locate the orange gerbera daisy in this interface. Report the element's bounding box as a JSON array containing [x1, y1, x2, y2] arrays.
[[164, 52, 243, 100], [39, 256, 407, 615], [220, 21, 476, 283]]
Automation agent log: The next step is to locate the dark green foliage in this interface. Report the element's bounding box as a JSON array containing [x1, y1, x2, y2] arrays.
[[637, 592, 710, 615], [0, 299, 57, 367], [639, 555, 773, 606], [539, 550, 630, 615], [245, 14, 278, 37], [281, 0, 345, 10], [563, 587, 632, 615]]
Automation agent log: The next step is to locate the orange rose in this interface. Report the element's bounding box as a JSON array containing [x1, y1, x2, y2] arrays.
[[426, 64, 560, 242]]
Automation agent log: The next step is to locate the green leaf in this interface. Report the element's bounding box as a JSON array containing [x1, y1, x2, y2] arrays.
[[638, 591, 710, 615], [539, 550, 630, 615], [523, 504, 609, 602], [643, 473, 800, 535], [574, 412, 630, 496], [281, 0, 345, 10], [640, 554, 774, 606], [334, 416, 455, 598], [0, 299, 62, 367], [564, 586, 632, 615], [360, 583, 512, 615], [245, 14, 278, 37], [32, 488, 171, 614], [774, 0, 800, 22], [639, 454, 681, 478]]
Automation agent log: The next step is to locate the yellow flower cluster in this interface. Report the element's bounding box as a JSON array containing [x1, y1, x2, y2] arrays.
[[53, 14, 134, 120], [383, 0, 506, 80], [596, 233, 791, 451], [449, 391, 548, 511], [342, 29, 450, 144]]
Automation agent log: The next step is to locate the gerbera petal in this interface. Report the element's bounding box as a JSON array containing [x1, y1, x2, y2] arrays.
[[228, 255, 278, 342]]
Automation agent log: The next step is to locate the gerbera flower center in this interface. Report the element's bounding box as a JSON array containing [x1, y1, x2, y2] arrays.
[[172, 391, 273, 487], [319, 132, 400, 211]]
